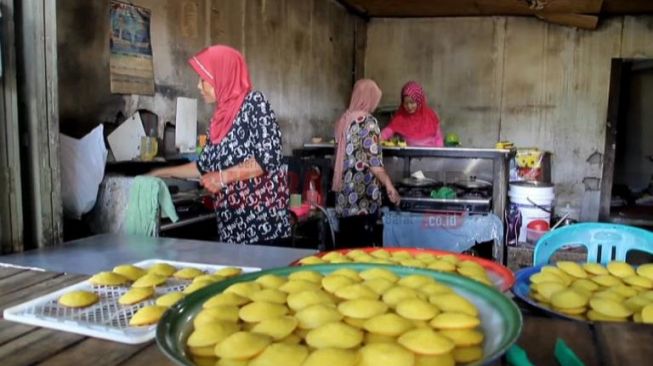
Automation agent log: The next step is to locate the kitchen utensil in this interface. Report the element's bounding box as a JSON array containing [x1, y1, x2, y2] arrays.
[[554, 338, 585, 366], [157, 263, 523, 366], [506, 344, 535, 366], [454, 176, 492, 190], [400, 176, 438, 187]]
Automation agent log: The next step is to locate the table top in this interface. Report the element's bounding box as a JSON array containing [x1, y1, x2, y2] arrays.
[[2, 235, 653, 365], [0, 234, 317, 275], [2, 267, 653, 365]]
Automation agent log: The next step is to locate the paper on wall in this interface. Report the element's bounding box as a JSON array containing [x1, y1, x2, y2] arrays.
[[107, 112, 146, 161], [175, 97, 198, 153]]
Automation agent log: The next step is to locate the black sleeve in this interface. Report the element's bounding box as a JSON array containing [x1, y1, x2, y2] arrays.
[[250, 92, 283, 173]]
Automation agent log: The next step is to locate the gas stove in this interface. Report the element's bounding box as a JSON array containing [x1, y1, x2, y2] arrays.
[[396, 185, 492, 214]]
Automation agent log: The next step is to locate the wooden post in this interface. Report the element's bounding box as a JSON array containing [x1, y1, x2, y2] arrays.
[[0, 0, 24, 254], [16, 0, 62, 249]]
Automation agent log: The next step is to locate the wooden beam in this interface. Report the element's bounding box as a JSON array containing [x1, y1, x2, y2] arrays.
[[603, 0, 653, 14], [334, 0, 606, 17], [631, 60, 653, 72], [536, 13, 600, 30], [0, 0, 24, 254], [17, 0, 62, 249], [335, 0, 369, 18]]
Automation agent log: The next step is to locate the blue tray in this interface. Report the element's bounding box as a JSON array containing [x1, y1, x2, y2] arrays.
[[512, 265, 588, 322]]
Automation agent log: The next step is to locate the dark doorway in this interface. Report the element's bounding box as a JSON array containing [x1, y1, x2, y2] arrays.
[[600, 59, 653, 228]]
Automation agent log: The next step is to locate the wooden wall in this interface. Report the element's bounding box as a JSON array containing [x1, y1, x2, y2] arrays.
[[57, 0, 356, 152], [210, 0, 356, 150], [365, 16, 653, 220]]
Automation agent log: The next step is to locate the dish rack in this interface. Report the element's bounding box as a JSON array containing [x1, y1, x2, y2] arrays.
[[2, 259, 260, 344]]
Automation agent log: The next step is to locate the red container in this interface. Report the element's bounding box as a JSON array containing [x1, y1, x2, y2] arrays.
[[290, 247, 515, 292]]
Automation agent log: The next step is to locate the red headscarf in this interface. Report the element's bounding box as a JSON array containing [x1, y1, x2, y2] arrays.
[[189, 45, 252, 144], [385, 81, 443, 146], [332, 79, 382, 192]]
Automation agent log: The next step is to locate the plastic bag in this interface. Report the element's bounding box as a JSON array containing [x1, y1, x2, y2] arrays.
[[60, 125, 108, 219]]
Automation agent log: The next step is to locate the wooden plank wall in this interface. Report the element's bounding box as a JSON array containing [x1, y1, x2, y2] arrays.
[[365, 16, 653, 220]]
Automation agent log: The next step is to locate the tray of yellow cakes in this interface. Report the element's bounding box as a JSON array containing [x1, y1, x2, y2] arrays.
[[291, 248, 515, 292], [156, 263, 522, 366], [2, 259, 259, 344], [513, 260, 653, 323]]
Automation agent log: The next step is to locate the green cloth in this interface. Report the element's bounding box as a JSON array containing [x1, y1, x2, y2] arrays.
[[124, 176, 179, 236]]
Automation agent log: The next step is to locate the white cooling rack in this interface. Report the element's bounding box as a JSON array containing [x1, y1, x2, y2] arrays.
[[2, 259, 260, 344]]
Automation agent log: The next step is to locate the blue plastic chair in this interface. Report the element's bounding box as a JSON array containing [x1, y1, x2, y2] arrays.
[[533, 223, 653, 266]]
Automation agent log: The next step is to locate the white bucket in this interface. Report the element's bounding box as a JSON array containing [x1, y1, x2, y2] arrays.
[[508, 182, 555, 244]]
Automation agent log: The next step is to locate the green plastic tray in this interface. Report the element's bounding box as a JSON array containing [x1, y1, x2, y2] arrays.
[[156, 263, 522, 366]]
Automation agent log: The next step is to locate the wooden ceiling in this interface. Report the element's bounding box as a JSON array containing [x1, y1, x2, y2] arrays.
[[337, 0, 653, 17], [337, 0, 653, 29]]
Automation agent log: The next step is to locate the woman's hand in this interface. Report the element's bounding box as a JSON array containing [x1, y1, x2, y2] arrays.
[[386, 183, 401, 205], [200, 171, 223, 194]]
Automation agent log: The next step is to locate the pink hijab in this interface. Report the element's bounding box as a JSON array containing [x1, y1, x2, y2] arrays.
[[384, 81, 443, 147], [332, 79, 382, 192], [189, 45, 252, 144]]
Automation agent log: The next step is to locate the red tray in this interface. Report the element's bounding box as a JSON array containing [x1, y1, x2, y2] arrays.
[[290, 247, 515, 292]]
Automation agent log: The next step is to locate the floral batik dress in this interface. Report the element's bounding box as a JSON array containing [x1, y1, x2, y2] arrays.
[[197, 91, 291, 244], [335, 115, 384, 217]]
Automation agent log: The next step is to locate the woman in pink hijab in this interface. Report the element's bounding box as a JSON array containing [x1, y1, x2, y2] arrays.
[[381, 81, 444, 147], [151, 45, 290, 245], [332, 79, 400, 246]]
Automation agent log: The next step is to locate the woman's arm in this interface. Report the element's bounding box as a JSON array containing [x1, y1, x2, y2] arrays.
[[201, 92, 281, 194], [149, 162, 200, 179], [380, 126, 395, 141], [370, 167, 400, 205], [200, 158, 264, 193]]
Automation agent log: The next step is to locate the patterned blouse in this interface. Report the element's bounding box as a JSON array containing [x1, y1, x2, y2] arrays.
[[335, 115, 384, 217], [197, 91, 291, 244]]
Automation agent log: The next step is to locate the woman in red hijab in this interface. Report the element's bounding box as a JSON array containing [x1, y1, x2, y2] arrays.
[[150, 45, 290, 245], [381, 81, 444, 147], [332, 79, 400, 247]]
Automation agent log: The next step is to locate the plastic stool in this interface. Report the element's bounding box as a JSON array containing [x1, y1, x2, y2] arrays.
[[533, 223, 653, 266]]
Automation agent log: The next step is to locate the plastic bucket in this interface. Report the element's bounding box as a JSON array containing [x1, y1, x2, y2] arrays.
[[507, 182, 554, 245]]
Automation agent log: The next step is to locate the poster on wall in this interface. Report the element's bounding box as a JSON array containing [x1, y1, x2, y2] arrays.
[[109, 1, 155, 95]]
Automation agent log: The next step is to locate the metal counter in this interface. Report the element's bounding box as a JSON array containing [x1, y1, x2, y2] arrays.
[[297, 144, 512, 159], [0, 234, 317, 275]]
